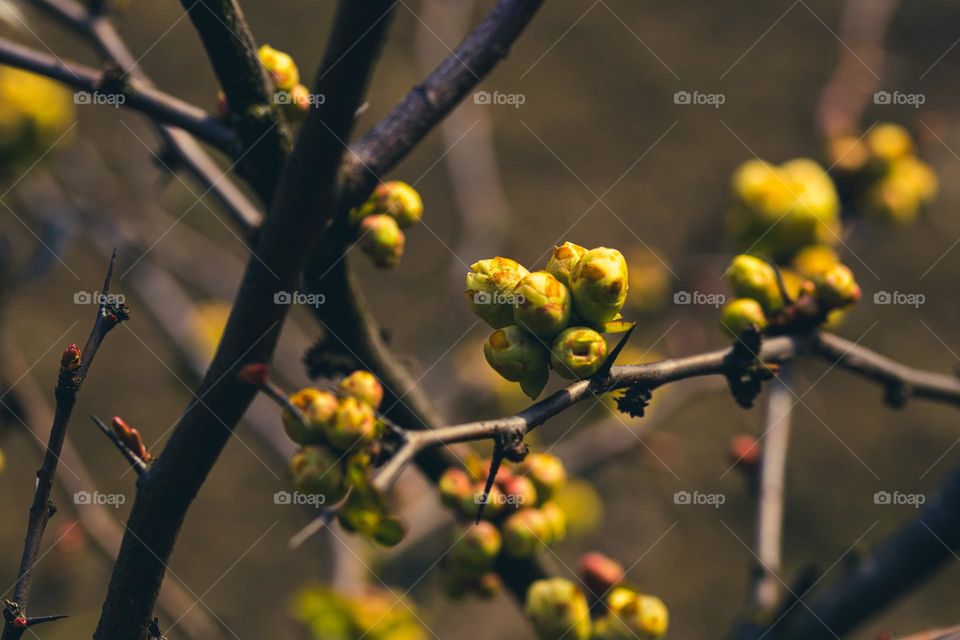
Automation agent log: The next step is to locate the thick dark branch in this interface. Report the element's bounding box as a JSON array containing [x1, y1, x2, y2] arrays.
[[93, 3, 395, 638], [177, 0, 291, 203], [0, 37, 236, 152], [1, 253, 124, 640]]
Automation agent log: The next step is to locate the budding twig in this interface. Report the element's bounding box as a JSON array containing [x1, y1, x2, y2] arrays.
[[90, 415, 148, 475]]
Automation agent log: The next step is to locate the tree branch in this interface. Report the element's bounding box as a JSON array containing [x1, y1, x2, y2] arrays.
[[93, 3, 396, 637]]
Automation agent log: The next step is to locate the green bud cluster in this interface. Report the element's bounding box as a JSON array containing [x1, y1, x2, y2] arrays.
[[467, 243, 630, 398], [291, 584, 426, 640], [826, 123, 938, 226], [593, 587, 669, 640], [253, 45, 312, 122], [281, 371, 405, 546], [438, 453, 571, 599], [720, 253, 861, 338], [727, 157, 841, 262], [350, 181, 423, 268]]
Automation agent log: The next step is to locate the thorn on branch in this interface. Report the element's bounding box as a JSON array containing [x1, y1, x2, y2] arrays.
[[2, 600, 67, 630], [595, 323, 636, 379], [475, 429, 528, 523]]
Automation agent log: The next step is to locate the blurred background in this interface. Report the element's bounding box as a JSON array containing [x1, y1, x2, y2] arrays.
[[0, 0, 959, 638]]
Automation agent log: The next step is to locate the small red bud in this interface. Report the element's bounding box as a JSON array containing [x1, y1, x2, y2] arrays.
[[729, 434, 761, 469], [60, 344, 81, 372], [236, 363, 270, 386], [578, 552, 625, 598], [12, 617, 27, 628], [112, 416, 152, 462]]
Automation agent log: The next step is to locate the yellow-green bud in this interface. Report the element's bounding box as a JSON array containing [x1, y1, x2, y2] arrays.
[[325, 396, 378, 451], [726, 254, 783, 314], [439, 468, 473, 508], [604, 593, 669, 639], [257, 44, 299, 91], [449, 522, 502, 572], [483, 325, 549, 389], [373, 181, 423, 228], [500, 475, 538, 509], [513, 271, 572, 339], [813, 264, 861, 309], [539, 502, 568, 544], [503, 508, 551, 557], [791, 245, 839, 278], [466, 258, 530, 328], [359, 214, 405, 269], [569, 248, 629, 325], [866, 123, 913, 166], [372, 516, 406, 547], [545, 242, 586, 287], [474, 572, 502, 599], [282, 388, 337, 445], [720, 298, 768, 337], [550, 327, 607, 379], [339, 370, 383, 409], [524, 578, 592, 640], [518, 452, 567, 502], [289, 446, 347, 502]]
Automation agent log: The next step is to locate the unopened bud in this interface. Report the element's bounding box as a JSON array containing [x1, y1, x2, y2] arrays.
[[339, 370, 383, 410], [257, 44, 299, 91], [283, 388, 338, 445], [726, 254, 783, 314], [866, 123, 913, 166], [518, 452, 567, 501], [550, 327, 608, 380], [449, 521, 502, 571], [569, 248, 629, 325], [513, 271, 572, 339], [289, 446, 347, 502], [539, 502, 568, 544], [720, 298, 768, 337], [483, 326, 550, 400], [439, 468, 473, 509], [325, 396, 378, 451], [524, 578, 592, 640], [466, 257, 530, 329], [373, 181, 423, 228], [579, 552, 625, 598], [502, 508, 550, 557], [359, 214, 405, 268], [111, 416, 151, 462], [545, 242, 586, 287], [812, 264, 861, 309]]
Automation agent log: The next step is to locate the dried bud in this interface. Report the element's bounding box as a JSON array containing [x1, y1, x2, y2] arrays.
[[339, 370, 384, 410], [524, 578, 592, 640], [513, 271, 572, 339], [720, 298, 768, 337], [569, 248, 629, 325], [550, 327, 608, 380], [449, 521, 502, 572], [483, 326, 550, 400], [545, 242, 586, 287], [502, 508, 550, 557], [812, 264, 861, 309], [579, 552, 625, 598], [373, 181, 423, 228], [518, 452, 567, 501], [111, 416, 151, 462], [289, 446, 347, 502], [283, 388, 338, 445], [726, 255, 783, 315], [439, 468, 473, 508], [60, 344, 81, 372], [325, 396, 378, 451], [466, 257, 530, 328], [257, 44, 299, 91], [358, 214, 405, 268]]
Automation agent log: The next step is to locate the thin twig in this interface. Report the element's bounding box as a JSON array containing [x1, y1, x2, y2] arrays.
[[90, 415, 148, 475]]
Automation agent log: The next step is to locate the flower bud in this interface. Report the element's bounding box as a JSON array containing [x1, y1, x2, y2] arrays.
[[466, 258, 530, 328], [569, 248, 629, 325], [812, 264, 861, 309], [545, 242, 586, 287], [474, 572, 503, 599], [500, 475, 538, 509], [372, 516, 406, 547], [791, 245, 839, 278], [726, 255, 783, 314], [373, 181, 423, 228], [729, 433, 762, 469], [339, 370, 383, 410], [61, 343, 81, 372], [609, 594, 669, 639], [518, 452, 567, 502], [720, 298, 768, 337], [502, 508, 550, 557], [539, 502, 568, 543], [289, 446, 347, 502], [483, 326, 550, 399], [449, 522, 502, 572], [439, 468, 473, 509], [550, 327, 607, 380], [359, 214, 405, 268], [524, 578, 592, 640], [866, 123, 913, 166], [513, 271, 572, 339], [325, 396, 378, 451], [579, 552, 625, 598], [111, 416, 151, 463], [283, 388, 338, 445], [824, 134, 869, 174], [257, 44, 299, 91], [731, 159, 782, 208], [283, 83, 311, 120]]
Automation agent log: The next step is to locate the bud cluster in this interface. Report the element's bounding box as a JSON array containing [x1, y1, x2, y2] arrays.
[[258, 44, 311, 121], [438, 452, 569, 599], [720, 252, 861, 338], [291, 584, 425, 640], [467, 243, 630, 399], [727, 157, 841, 262], [826, 123, 938, 225], [281, 370, 404, 546], [350, 181, 423, 269]]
